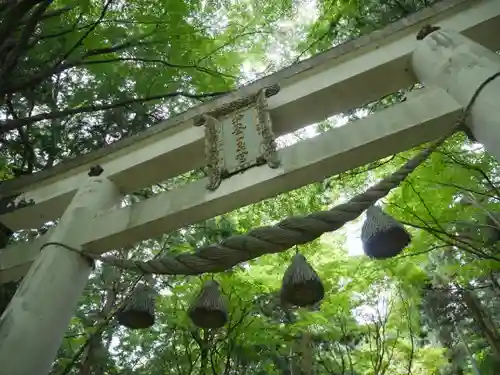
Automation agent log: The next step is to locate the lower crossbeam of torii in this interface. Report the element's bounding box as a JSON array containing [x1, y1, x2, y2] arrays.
[[0, 0, 499, 374]]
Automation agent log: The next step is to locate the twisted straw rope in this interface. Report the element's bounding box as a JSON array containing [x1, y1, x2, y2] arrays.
[[95, 138, 442, 275]]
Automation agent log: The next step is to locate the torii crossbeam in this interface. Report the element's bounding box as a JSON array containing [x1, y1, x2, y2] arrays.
[[0, 0, 499, 374]]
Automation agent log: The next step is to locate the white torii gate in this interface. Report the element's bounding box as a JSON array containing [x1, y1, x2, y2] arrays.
[[0, 0, 499, 373]]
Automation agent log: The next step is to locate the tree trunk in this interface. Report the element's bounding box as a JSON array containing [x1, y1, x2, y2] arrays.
[[79, 286, 116, 375], [200, 345, 209, 375], [462, 288, 500, 359], [291, 332, 314, 375]]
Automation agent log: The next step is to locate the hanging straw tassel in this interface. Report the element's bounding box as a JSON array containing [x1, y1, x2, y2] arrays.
[[280, 253, 325, 307], [361, 205, 411, 259], [117, 282, 156, 329], [482, 213, 500, 245], [188, 280, 228, 329]]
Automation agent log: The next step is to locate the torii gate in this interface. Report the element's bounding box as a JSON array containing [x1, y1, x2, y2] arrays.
[[0, 0, 499, 373]]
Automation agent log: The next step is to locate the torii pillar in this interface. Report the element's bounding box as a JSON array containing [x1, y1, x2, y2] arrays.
[[0, 170, 121, 375], [412, 28, 500, 161]]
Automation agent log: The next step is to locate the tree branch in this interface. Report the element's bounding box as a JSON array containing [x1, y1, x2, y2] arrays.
[[69, 56, 236, 79], [60, 0, 113, 63], [40, 5, 74, 20], [2, 25, 163, 95], [0, 0, 51, 80], [0, 0, 45, 51], [29, 21, 94, 45], [0, 0, 111, 95], [0, 90, 229, 134], [82, 28, 160, 59]]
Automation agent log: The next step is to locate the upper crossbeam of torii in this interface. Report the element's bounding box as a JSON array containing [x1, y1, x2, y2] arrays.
[[0, 0, 499, 374]]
